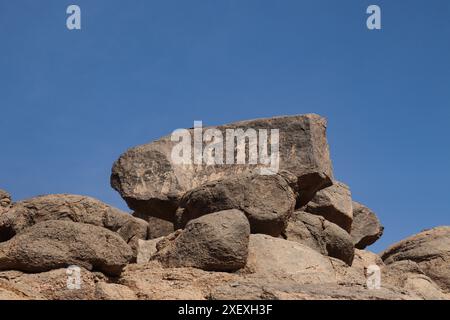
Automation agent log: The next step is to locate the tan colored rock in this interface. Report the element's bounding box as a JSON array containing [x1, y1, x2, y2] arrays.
[[381, 226, 450, 292], [305, 181, 353, 232], [285, 211, 354, 265], [119, 261, 236, 300], [244, 234, 337, 285], [0, 194, 147, 258], [111, 114, 333, 221], [0, 220, 133, 276], [136, 237, 164, 264], [351, 202, 384, 249], [176, 173, 296, 237], [351, 249, 384, 274], [95, 282, 137, 300], [0, 189, 11, 214], [155, 210, 250, 272], [0, 267, 100, 300], [382, 261, 449, 300]]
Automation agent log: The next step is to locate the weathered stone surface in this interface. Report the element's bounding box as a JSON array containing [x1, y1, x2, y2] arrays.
[[244, 234, 337, 285], [351, 249, 384, 273], [136, 237, 164, 264], [119, 261, 234, 300], [0, 189, 11, 214], [111, 114, 333, 221], [351, 201, 384, 249], [305, 181, 353, 232], [284, 211, 354, 265], [210, 282, 415, 300], [0, 267, 101, 300], [95, 282, 138, 300], [0, 194, 148, 256], [382, 261, 449, 300], [132, 213, 174, 239], [381, 226, 450, 292], [155, 210, 250, 271], [0, 220, 133, 276], [176, 173, 296, 237]]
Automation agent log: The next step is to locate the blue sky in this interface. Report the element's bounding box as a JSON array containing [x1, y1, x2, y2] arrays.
[[0, 0, 449, 252]]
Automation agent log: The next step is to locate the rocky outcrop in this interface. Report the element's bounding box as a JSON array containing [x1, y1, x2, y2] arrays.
[[284, 211, 354, 265], [382, 260, 449, 300], [111, 114, 333, 221], [0, 189, 11, 214], [305, 181, 353, 233], [0, 194, 148, 256], [155, 210, 250, 271], [176, 173, 296, 237], [0, 220, 133, 276], [0, 114, 447, 300], [381, 226, 450, 292], [351, 202, 384, 249]]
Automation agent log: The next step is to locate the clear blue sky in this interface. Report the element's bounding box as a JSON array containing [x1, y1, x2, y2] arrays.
[[1, 0, 449, 252]]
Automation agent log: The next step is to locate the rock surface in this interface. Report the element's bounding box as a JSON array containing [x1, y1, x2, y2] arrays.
[[284, 211, 354, 265], [155, 210, 250, 271], [382, 260, 449, 300], [0, 220, 133, 276], [132, 214, 174, 239], [111, 114, 333, 221], [0, 194, 147, 257], [0, 114, 448, 301], [381, 226, 450, 292], [243, 234, 337, 285], [351, 201, 384, 249], [176, 173, 296, 236], [305, 181, 353, 232], [0, 189, 11, 214], [136, 237, 164, 264], [0, 267, 101, 300]]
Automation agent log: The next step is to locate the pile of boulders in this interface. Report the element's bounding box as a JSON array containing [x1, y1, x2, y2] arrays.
[[112, 114, 383, 269], [0, 114, 448, 300]]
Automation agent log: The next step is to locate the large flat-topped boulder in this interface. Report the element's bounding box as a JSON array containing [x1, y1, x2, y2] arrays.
[[111, 114, 333, 221]]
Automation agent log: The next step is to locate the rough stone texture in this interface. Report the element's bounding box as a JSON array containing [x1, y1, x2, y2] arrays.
[[305, 181, 353, 233], [351, 249, 384, 273], [176, 173, 296, 237], [132, 213, 174, 239], [111, 114, 334, 221], [381, 226, 450, 292], [155, 210, 250, 271], [0, 220, 133, 276], [0, 194, 148, 257], [0, 189, 11, 214], [95, 282, 138, 300], [0, 267, 101, 300], [351, 201, 384, 249], [136, 237, 164, 264], [382, 261, 449, 300], [209, 281, 415, 300], [284, 211, 354, 265], [0, 252, 445, 300], [119, 262, 234, 300], [243, 234, 337, 285]]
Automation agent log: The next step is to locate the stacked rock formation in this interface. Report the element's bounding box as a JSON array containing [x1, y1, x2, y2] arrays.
[[0, 114, 448, 300]]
